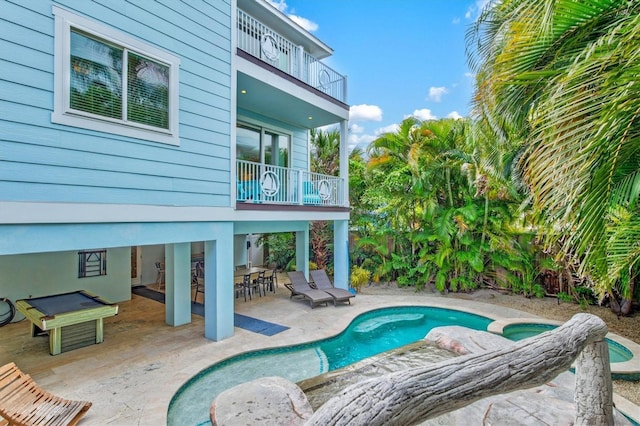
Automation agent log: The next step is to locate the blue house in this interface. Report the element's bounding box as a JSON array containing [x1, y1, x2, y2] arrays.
[[0, 0, 350, 341]]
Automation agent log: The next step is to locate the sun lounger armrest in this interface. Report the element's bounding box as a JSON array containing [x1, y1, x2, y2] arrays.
[[284, 283, 298, 298]]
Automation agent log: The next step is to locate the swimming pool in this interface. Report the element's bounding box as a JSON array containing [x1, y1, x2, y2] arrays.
[[487, 318, 640, 382], [167, 306, 492, 426], [501, 323, 633, 363]]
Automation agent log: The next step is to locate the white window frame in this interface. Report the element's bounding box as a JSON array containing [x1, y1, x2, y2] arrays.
[[51, 6, 180, 145]]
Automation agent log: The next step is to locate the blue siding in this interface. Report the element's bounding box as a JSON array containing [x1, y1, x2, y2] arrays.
[[0, 0, 233, 207]]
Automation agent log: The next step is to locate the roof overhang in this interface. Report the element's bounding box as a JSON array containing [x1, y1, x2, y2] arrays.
[[236, 53, 349, 129]]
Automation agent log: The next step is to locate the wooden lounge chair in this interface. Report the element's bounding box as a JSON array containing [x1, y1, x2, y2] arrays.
[[285, 271, 333, 308], [0, 362, 91, 426], [310, 269, 355, 305]]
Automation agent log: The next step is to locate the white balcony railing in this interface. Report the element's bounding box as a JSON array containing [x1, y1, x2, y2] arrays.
[[237, 9, 347, 103], [237, 160, 345, 207]]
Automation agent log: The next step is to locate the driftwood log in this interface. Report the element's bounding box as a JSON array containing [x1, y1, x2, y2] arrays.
[[306, 313, 611, 426], [575, 339, 613, 424]]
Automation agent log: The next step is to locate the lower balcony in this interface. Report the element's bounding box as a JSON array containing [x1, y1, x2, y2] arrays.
[[236, 160, 346, 209]]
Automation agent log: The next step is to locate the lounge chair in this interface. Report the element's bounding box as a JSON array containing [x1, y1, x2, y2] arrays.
[[0, 362, 92, 426], [310, 269, 355, 305], [285, 271, 333, 308]]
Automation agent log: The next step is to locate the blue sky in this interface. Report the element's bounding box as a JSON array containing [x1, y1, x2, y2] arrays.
[[266, 0, 488, 152]]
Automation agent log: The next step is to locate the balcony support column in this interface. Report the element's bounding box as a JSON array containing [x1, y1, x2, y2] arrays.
[[164, 242, 192, 327], [203, 223, 234, 341], [295, 225, 310, 278], [339, 119, 349, 206], [333, 219, 349, 290]]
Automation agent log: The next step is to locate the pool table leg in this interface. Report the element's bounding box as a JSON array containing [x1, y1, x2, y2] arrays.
[[30, 322, 46, 337], [96, 318, 104, 344], [49, 327, 62, 356]]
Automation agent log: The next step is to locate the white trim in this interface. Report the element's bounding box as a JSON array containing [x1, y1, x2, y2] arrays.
[[231, 0, 238, 208], [0, 202, 349, 224], [51, 6, 181, 145]]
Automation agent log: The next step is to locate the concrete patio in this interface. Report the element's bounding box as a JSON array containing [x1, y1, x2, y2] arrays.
[[0, 282, 637, 425]]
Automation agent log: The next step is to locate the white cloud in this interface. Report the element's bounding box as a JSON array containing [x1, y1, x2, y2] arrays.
[[348, 133, 375, 152], [266, 0, 287, 13], [317, 124, 339, 133], [465, 8, 473, 19], [466, 0, 491, 20], [407, 109, 438, 121], [477, 0, 491, 12], [452, 17, 461, 24], [375, 123, 400, 136], [427, 86, 448, 102], [289, 15, 318, 32], [349, 104, 383, 122], [265, 1, 318, 32], [465, 72, 474, 78], [447, 111, 463, 120], [349, 123, 365, 134]]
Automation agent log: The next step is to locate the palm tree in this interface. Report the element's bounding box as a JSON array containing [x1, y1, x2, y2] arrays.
[[309, 128, 342, 270], [310, 128, 340, 177], [469, 0, 640, 314]]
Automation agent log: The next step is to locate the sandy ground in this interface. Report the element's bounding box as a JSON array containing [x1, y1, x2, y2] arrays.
[[360, 281, 640, 407]]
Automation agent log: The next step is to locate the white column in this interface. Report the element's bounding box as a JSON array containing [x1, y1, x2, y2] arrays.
[[164, 242, 191, 326], [204, 223, 234, 341], [340, 119, 349, 206], [296, 225, 310, 279], [333, 220, 349, 289]]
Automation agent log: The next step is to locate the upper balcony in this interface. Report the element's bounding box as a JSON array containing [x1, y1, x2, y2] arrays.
[[237, 8, 347, 104], [236, 160, 346, 210]]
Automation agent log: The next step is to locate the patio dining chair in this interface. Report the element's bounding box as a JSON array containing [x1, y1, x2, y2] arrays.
[[235, 274, 250, 302], [193, 261, 204, 303], [155, 261, 165, 290], [247, 272, 262, 300], [262, 268, 278, 293], [254, 270, 267, 294], [236, 273, 261, 301]]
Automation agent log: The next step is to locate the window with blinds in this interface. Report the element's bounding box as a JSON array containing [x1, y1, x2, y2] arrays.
[[69, 30, 169, 130], [52, 6, 180, 145]]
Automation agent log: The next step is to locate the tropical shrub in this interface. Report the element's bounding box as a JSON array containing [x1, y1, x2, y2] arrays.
[[258, 233, 295, 271], [350, 265, 371, 293], [469, 0, 640, 315]]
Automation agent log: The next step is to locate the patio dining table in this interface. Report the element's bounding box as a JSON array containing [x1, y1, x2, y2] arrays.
[[234, 267, 268, 277]]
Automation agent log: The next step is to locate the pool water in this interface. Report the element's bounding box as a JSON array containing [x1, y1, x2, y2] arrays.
[[167, 306, 492, 426], [502, 324, 633, 363]]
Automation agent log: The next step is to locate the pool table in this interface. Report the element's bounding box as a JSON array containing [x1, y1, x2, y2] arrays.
[[16, 290, 118, 355]]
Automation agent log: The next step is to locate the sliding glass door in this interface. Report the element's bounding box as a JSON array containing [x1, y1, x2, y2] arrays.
[[236, 124, 291, 202], [237, 124, 289, 166]]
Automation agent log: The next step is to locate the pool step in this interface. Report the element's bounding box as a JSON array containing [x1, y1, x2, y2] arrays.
[[354, 313, 425, 334]]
